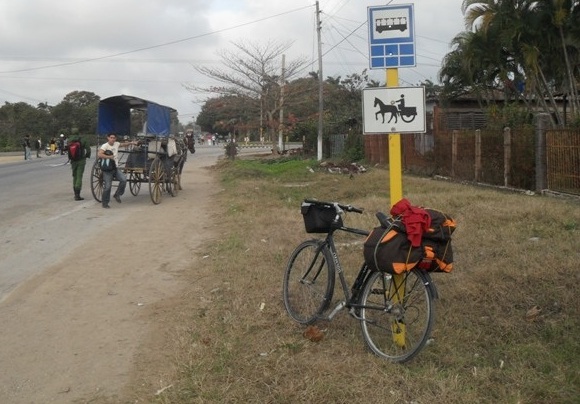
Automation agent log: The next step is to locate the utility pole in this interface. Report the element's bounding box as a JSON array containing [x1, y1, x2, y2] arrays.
[[259, 91, 263, 144], [278, 54, 285, 152], [316, 1, 323, 161]]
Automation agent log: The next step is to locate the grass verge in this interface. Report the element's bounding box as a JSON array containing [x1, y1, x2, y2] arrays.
[[153, 156, 580, 404]]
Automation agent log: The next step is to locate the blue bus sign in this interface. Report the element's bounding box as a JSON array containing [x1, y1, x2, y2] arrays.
[[368, 4, 416, 69]]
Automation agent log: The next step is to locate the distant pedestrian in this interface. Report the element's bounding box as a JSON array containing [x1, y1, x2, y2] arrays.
[[50, 137, 56, 154], [22, 135, 31, 160], [58, 134, 65, 155], [36, 137, 42, 158]]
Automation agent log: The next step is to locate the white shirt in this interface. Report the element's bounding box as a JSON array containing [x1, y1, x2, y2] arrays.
[[100, 141, 121, 166]]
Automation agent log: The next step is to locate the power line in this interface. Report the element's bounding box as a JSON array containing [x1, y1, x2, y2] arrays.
[[0, 87, 44, 104], [0, 57, 222, 64], [0, 5, 314, 75], [317, 1, 453, 84]]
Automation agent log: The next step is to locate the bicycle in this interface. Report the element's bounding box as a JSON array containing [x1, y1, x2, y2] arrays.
[[282, 199, 438, 363]]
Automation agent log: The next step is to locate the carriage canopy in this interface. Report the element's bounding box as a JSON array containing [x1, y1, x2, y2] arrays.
[[97, 95, 177, 137]]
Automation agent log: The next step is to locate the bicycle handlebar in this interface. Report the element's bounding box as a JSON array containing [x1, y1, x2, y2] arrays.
[[303, 199, 364, 214]]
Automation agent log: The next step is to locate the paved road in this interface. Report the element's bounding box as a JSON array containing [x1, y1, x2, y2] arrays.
[[0, 144, 262, 302], [0, 154, 131, 301]]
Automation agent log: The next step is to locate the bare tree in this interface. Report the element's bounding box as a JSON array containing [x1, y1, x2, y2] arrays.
[[185, 40, 307, 141]]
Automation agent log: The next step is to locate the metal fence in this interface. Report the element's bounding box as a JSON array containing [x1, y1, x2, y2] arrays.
[[546, 129, 580, 195]]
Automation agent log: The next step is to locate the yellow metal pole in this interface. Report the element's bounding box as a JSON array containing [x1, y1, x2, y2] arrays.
[[386, 67, 406, 348], [386, 68, 403, 205]]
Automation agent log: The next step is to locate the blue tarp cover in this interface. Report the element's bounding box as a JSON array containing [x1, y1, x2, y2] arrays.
[[97, 95, 176, 137]]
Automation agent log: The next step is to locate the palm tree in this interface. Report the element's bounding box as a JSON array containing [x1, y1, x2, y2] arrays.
[[439, 0, 580, 126], [533, 0, 580, 116]]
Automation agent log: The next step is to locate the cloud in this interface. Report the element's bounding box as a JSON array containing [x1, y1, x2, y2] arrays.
[[0, 0, 465, 124]]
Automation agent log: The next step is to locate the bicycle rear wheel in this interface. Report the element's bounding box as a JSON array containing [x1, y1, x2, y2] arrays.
[[358, 269, 435, 362], [283, 240, 335, 325]]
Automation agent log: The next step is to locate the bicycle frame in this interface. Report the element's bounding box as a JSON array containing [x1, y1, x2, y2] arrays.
[[319, 225, 373, 320], [322, 223, 438, 321]]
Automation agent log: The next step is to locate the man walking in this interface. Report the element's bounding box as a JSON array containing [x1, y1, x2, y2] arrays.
[[68, 135, 92, 201]]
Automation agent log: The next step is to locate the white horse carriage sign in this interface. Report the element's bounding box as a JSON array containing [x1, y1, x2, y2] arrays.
[[362, 86, 426, 134]]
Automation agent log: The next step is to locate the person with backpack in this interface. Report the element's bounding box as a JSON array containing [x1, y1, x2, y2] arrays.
[[68, 135, 92, 201]]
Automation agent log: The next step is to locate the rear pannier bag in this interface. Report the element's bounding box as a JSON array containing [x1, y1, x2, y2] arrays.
[[424, 209, 456, 241], [364, 209, 457, 274], [363, 226, 423, 274], [422, 209, 455, 272], [421, 240, 454, 272], [301, 202, 343, 233]]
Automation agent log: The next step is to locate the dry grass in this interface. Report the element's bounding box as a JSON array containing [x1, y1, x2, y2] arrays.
[[154, 157, 580, 404]]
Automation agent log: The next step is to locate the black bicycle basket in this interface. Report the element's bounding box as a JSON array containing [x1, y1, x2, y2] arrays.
[[301, 201, 343, 233]]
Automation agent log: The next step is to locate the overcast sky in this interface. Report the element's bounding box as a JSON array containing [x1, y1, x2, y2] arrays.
[[0, 0, 465, 125]]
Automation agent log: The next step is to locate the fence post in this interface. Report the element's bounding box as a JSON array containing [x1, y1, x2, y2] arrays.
[[535, 114, 549, 191], [451, 130, 458, 177], [503, 127, 511, 187], [475, 129, 481, 182]]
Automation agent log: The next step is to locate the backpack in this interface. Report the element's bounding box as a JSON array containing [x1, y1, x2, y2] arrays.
[[99, 150, 116, 172], [68, 140, 83, 161]]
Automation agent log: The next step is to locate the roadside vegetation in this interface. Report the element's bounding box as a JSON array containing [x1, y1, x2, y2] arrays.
[[143, 155, 579, 403]]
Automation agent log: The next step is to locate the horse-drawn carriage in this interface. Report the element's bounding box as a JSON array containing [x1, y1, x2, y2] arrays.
[[90, 95, 189, 205]]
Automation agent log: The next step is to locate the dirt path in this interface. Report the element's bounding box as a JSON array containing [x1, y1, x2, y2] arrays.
[[0, 152, 219, 403]]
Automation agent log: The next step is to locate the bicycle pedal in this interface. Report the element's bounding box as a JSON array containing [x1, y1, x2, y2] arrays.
[[326, 301, 346, 320]]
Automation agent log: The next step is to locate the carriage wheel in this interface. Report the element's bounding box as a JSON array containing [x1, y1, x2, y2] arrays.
[[400, 113, 416, 123], [148, 158, 165, 204], [129, 171, 142, 196], [90, 161, 103, 202]]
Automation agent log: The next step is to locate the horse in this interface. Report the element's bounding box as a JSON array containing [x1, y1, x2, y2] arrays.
[[185, 132, 196, 154], [159, 136, 188, 191], [374, 97, 398, 124], [173, 137, 189, 190]]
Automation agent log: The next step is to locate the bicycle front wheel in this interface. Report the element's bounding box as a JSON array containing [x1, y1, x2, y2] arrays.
[[358, 269, 435, 362], [283, 240, 335, 325]]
